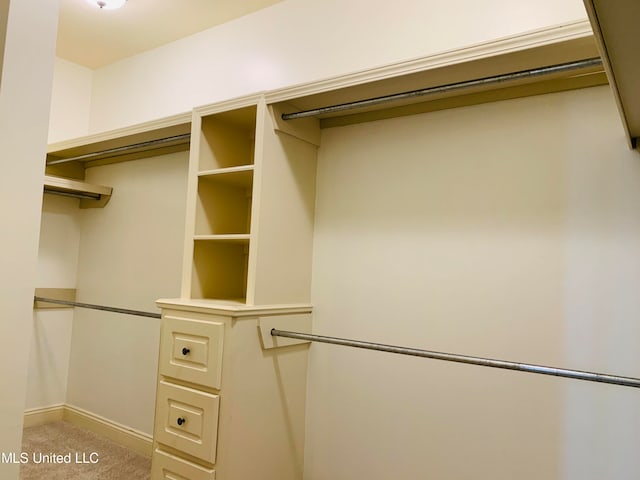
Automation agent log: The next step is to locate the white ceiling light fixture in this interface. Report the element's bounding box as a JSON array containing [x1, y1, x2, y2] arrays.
[[89, 0, 127, 10]]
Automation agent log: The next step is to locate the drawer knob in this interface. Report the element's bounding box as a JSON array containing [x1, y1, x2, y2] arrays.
[[181, 347, 190, 356], [177, 417, 186, 426]]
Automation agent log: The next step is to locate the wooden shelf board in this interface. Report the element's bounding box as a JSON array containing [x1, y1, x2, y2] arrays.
[[44, 175, 112, 197], [193, 234, 250, 244], [46, 113, 192, 168], [198, 165, 254, 176], [198, 167, 253, 188], [44, 175, 113, 208]]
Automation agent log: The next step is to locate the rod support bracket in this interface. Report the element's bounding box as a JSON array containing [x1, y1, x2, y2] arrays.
[[258, 315, 311, 350]]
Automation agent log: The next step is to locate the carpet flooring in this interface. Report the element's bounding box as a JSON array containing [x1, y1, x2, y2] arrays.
[[20, 421, 151, 480]]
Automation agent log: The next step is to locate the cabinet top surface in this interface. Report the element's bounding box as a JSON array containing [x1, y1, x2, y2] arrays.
[[156, 298, 313, 317]]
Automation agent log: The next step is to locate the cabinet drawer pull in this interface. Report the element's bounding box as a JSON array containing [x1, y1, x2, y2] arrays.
[[182, 347, 191, 356], [177, 417, 186, 426]]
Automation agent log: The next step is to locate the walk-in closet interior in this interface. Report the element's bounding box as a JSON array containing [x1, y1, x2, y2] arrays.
[[2, 0, 640, 479]]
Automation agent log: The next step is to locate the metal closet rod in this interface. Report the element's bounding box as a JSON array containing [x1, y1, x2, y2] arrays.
[[46, 133, 192, 166], [43, 188, 102, 201], [271, 329, 640, 389], [34, 296, 161, 319], [281, 57, 603, 121]]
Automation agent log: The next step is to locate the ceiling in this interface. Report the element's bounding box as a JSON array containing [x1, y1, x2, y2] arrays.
[[57, 0, 285, 69]]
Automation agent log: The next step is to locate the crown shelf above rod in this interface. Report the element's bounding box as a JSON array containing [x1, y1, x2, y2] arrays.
[[45, 112, 192, 178]]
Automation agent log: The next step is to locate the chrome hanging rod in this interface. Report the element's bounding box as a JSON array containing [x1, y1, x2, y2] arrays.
[[271, 329, 640, 389], [46, 133, 192, 166], [281, 57, 603, 121], [43, 188, 102, 201], [34, 296, 161, 319]]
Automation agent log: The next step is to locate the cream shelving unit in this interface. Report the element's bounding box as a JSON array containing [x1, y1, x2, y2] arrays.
[[153, 95, 319, 480], [179, 96, 319, 305], [184, 101, 257, 303]]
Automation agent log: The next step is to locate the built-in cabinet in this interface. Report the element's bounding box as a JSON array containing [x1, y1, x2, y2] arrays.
[[152, 96, 317, 479], [151, 302, 311, 480]]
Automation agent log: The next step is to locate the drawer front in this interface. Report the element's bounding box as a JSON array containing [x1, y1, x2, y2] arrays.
[[159, 315, 224, 389], [155, 381, 220, 464], [151, 449, 216, 480]]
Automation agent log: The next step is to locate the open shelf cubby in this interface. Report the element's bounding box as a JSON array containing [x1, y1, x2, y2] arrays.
[[198, 105, 257, 171], [190, 239, 249, 301], [195, 166, 253, 235]]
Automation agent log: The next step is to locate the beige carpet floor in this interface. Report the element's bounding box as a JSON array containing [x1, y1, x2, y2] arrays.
[[20, 421, 150, 480]]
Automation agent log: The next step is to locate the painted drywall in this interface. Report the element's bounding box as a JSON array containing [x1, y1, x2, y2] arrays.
[[0, 0, 58, 478], [561, 87, 640, 479], [25, 55, 95, 413], [25, 195, 81, 410], [87, 0, 588, 133], [65, 151, 189, 435], [48, 57, 93, 143], [307, 85, 640, 480]]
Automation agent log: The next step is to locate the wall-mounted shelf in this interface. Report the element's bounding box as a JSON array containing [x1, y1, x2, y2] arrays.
[[266, 26, 606, 129], [42, 113, 193, 210], [583, 0, 640, 149], [44, 175, 113, 208], [45, 113, 192, 179]]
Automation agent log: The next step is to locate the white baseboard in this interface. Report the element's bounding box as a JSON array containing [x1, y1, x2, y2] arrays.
[[23, 404, 65, 428], [63, 404, 153, 457], [24, 404, 153, 457]]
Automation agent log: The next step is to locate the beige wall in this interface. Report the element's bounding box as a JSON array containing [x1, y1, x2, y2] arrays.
[[561, 87, 640, 478], [26, 55, 93, 412], [48, 58, 93, 143], [307, 85, 640, 479], [26, 196, 81, 410], [0, 1, 58, 478], [65, 151, 189, 435]]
